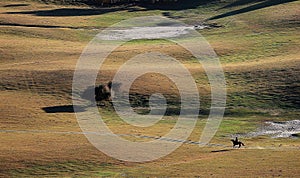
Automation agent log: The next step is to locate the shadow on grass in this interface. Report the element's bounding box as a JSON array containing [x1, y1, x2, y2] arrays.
[[219, 0, 264, 9], [137, 0, 209, 11], [42, 105, 86, 113], [4, 0, 215, 17], [3, 4, 30, 7], [209, 0, 298, 20], [291, 133, 300, 138], [5, 7, 121, 17], [211, 149, 231, 153], [0, 22, 81, 29]]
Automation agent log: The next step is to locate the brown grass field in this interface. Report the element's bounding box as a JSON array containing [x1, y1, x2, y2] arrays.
[[0, 0, 299, 177]]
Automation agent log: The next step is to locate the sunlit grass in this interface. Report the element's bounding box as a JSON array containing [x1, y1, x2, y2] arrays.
[[0, 0, 299, 177]]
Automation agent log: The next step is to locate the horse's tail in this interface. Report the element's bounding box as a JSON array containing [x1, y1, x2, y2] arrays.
[[241, 142, 245, 146]]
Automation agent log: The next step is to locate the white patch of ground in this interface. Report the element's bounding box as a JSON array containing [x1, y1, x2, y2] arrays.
[[97, 25, 207, 40], [248, 120, 300, 138]]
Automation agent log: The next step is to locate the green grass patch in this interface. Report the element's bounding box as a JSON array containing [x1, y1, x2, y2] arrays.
[[216, 117, 259, 137]]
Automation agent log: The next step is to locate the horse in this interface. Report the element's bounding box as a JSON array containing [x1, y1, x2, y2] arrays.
[[231, 137, 245, 148], [95, 81, 121, 106], [80, 81, 121, 106], [95, 81, 112, 102]]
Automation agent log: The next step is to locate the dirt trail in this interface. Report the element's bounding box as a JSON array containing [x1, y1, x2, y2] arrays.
[[1, 128, 299, 150]]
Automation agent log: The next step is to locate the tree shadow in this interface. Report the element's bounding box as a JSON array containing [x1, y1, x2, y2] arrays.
[[209, 0, 297, 20], [219, 0, 264, 9], [42, 105, 86, 113], [5, 7, 123, 17], [3, 4, 30, 7], [137, 0, 209, 11], [4, 0, 214, 17], [0, 22, 80, 29]]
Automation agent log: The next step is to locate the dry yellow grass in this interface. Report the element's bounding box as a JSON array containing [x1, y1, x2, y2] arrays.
[[0, 0, 299, 177]]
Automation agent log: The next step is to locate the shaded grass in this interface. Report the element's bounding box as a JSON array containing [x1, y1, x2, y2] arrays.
[[8, 161, 120, 177]]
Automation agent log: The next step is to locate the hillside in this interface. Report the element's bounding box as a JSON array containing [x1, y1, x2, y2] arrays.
[[0, 0, 299, 177]]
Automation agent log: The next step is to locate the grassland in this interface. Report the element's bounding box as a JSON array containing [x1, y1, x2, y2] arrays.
[[0, 0, 299, 177]]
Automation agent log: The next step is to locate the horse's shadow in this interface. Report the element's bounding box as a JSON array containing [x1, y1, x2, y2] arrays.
[[211, 149, 231, 153]]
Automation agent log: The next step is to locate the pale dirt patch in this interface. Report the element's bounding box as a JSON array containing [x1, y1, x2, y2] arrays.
[[97, 26, 206, 40], [248, 120, 300, 138]]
